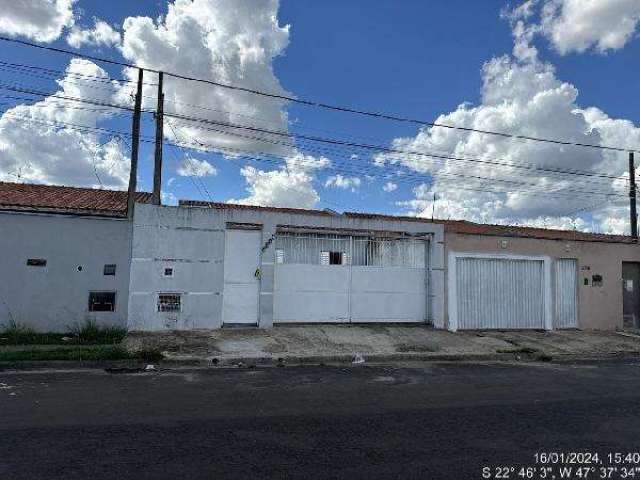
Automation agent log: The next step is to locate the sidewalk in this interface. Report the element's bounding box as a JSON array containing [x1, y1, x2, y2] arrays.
[[123, 325, 640, 365]]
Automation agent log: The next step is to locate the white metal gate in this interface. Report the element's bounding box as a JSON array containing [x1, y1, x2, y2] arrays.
[[273, 233, 428, 323], [555, 258, 578, 329], [454, 256, 546, 330], [222, 229, 261, 325]]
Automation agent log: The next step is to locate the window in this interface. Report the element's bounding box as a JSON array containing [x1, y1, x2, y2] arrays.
[[158, 293, 181, 312], [164, 267, 174, 277], [27, 258, 47, 267], [88, 291, 116, 312], [103, 264, 116, 276], [275, 249, 285, 264], [320, 251, 346, 265]]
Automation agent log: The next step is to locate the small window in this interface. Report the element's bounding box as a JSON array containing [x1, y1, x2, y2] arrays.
[[103, 264, 116, 276], [158, 293, 181, 312], [320, 251, 345, 265], [164, 267, 174, 277], [88, 291, 116, 312], [275, 249, 285, 264], [27, 258, 47, 267]]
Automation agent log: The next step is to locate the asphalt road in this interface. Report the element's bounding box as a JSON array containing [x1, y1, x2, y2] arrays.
[[1, 360, 640, 479]]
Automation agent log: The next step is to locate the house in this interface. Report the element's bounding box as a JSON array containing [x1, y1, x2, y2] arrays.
[[1, 181, 639, 332]]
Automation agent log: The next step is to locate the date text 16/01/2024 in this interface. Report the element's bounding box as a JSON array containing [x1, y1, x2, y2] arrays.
[[482, 453, 640, 479]]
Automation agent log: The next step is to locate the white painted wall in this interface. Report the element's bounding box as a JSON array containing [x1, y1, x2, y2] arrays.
[[127, 206, 225, 331], [130, 203, 445, 330], [0, 211, 131, 332]]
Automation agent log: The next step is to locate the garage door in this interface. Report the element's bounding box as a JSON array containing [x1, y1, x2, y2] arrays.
[[454, 257, 546, 330], [274, 233, 428, 323]]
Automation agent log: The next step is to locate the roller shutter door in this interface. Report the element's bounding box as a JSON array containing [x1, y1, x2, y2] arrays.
[[456, 257, 545, 329]]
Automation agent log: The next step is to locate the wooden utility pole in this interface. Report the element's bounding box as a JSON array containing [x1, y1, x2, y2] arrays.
[[630, 152, 638, 239], [152, 71, 164, 205], [127, 68, 144, 220]]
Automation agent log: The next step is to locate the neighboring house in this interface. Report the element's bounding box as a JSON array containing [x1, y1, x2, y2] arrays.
[[0, 182, 151, 331], [1, 181, 639, 332]]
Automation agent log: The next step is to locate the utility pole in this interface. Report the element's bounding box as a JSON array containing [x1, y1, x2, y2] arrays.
[[152, 71, 164, 205], [630, 152, 637, 239], [127, 68, 144, 220]]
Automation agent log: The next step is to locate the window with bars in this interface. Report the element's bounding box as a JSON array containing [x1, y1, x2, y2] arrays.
[[88, 291, 116, 312], [103, 264, 116, 276], [158, 293, 181, 312]]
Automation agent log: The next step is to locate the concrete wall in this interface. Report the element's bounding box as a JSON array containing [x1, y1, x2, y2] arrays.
[[129, 203, 445, 331], [0, 211, 131, 332], [445, 233, 640, 330]]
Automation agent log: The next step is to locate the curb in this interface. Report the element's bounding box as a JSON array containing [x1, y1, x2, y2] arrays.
[[1, 351, 638, 372]]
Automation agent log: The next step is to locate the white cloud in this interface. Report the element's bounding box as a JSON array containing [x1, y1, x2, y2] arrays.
[[176, 156, 217, 177], [379, 34, 640, 233], [0, 59, 129, 189], [229, 152, 329, 208], [382, 181, 397, 193], [118, 0, 291, 158], [324, 174, 361, 191], [0, 0, 75, 43], [67, 19, 121, 49], [510, 0, 640, 55]]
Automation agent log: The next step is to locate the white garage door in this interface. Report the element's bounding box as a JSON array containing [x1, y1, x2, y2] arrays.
[[454, 257, 545, 330], [274, 233, 428, 323]]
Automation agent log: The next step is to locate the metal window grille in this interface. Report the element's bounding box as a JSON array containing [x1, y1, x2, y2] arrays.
[[103, 264, 116, 276], [158, 293, 181, 312], [276, 234, 351, 265], [275, 233, 426, 268], [88, 291, 116, 312]]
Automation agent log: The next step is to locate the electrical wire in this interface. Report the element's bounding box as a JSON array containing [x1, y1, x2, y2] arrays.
[[1, 36, 638, 153]]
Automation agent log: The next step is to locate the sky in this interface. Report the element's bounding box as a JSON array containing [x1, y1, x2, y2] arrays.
[[0, 0, 639, 233]]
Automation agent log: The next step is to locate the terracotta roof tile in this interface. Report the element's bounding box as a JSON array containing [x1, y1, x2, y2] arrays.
[[0, 182, 152, 217], [1, 183, 635, 243]]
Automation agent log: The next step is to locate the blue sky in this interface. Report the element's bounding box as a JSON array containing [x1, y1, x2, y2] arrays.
[[0, 0, 639, 232]]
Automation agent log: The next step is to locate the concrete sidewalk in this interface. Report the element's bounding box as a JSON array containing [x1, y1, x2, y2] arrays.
[[123, 325, 640, 365]]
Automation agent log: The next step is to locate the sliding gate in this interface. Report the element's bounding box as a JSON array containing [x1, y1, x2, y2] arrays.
[[273, 232, 429, 323]]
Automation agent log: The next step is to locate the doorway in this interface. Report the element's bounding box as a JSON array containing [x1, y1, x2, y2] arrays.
[[622, 262, 640, 329]]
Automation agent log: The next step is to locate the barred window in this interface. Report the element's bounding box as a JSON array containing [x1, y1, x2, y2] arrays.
[[158, 293, 181, 312], [88, 291, 116, 312]]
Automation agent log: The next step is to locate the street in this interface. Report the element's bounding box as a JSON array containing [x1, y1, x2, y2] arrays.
[[1, 360, 640, 479]]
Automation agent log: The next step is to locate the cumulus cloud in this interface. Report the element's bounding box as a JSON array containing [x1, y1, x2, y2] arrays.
[[0, 59, 129, 188], [510, 0, 640, 55], [176, 156, 217, 177], [0, 0, 75, 43], [229, 152, 329, 208], [379, 29, 639, 233], [324, 174, 361, 191], [118, 0, 291, 158], [67, 19, 121, 49], [382, 181, 398, 193]]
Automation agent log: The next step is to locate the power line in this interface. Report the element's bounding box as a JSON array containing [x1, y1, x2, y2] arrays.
[[1, 106, 629, 201], [1, 35, 638, 154], [0, 78, 628, 184]]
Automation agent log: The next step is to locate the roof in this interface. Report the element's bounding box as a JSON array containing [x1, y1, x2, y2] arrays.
[[0, 182, 635, 243], [184, 200, 637, 245], [0, 182, 152, 217]]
